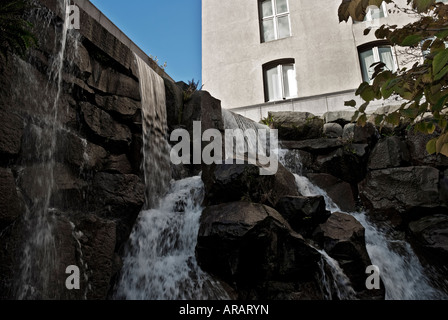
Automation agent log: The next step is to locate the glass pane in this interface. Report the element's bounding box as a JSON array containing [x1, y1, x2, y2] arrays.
[[277, 15, 291, 39], [359, 49, 375, 82], [275, 0, 288, 14], [262, 19, 275, 42], [261, 0, 273, 17], [266, 66, 281, 101], [378, 47, 396, 72], [282, 64, 297, 98]]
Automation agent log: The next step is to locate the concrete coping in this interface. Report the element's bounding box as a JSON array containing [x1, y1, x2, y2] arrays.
[[72, 0, 174, 82]]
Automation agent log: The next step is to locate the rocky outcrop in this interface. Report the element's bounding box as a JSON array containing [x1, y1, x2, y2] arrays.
[[269, 111, 324, 141], [0, 0, 175, 300], [196, 201, 324, 300], [313, 212, 384, 299], [359, 166, 442, 223], [202, 162, 300, 208]]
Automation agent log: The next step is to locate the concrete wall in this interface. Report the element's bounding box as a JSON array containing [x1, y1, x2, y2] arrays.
[[202, 0, 417, 120]]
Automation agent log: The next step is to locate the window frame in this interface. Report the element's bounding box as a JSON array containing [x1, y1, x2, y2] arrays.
[[364, 2, 388, 21], [262, 59, 298, 102], [259, 0, 292, 43], [358, 42, 398, 83]]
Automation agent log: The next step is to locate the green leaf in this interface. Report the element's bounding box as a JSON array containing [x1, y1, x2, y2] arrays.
[[357, 113, 367, 127], [434, 65, 448, 81], [412, 0, 436, 13], [433, 49, 448, 76], [436, 29, 448, 40], [400, 106, 419, 119], [426, 138, 437, 154], [436, 132, 448, 154], [345, 99, 357, 107], [385, 112, 401, 126], [433, 94, 448, 112], [361, 86, 377, 102], [441, 143, 448, 157], [401, 34, 423, 46]]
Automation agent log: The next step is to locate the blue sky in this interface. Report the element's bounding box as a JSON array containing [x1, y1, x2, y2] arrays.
[[89, 0, 202, 84]]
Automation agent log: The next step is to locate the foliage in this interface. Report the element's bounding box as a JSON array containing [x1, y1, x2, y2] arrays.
[[260, 114, 274, 126], [0, 0, 37, 65], [183, 78, 202, 102], [148, 54, 167, 71], [339, 0, 448, 157]]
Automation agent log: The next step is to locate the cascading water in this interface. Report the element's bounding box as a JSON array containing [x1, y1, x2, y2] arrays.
[[114, 176, 228, 300], [14, 0, 78, 299], [286, 151, 448, 300], [134, 54, 172, 209], [113, 54, 228, 300]]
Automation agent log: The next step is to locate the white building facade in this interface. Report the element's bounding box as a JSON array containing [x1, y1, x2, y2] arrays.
[[202, 0, 440, 121]]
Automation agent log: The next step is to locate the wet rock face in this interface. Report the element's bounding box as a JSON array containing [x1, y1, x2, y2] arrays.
[[196, 201, 325, 300], [0, 0, 166, 299], [201, 161, 299, 208]]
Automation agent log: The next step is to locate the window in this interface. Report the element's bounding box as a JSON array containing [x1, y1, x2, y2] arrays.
[[263, 60, 298, 102], [259, 0, 291, 42], [364, 2, 387, 21], [359, 45, 397, 82]]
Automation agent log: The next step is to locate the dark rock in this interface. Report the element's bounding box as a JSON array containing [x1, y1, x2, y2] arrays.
[[56, 130, 108, 171], [353, 123, 379, 145], [164, 78, 184, 131], [408, 214, 448, 268], [74, 215, 118, 300], [359, 167, 442, 223], [324, 111, 356, 126], [196, 201, 323, 300], [18, 163, 88, 209], [275, 195, 331, 237], [104, 154, 133, 174], [87, 59, 140, 100], [323, 123, 343, 138], [202, 162, 300, 208], [306, 173, 357, 212], [91, 172, 145, 214], [0, 110, 24, 161], [0, 168, 22, 231], [280, 138, 344, 154], [406, 128, 448, 167], [314, 144, 369, 184], [270, 111, 324, 141], [368, 136, 410, 170], [95, 94, 141, 121], [80, 102, 132, 152], [314, 212, 385, 299]]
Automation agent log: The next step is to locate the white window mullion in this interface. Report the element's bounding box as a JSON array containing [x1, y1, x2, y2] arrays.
[[278, 65, 285, 99]]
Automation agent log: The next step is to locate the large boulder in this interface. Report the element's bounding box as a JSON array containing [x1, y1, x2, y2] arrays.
[[406, 128, 448, 167], [368, 136, 411, 170], [80, 102, 132, 152], [202, 162, 300, 208], [196, 201, 324, 300], [408, 214, 448, 268], [270, 111, 324, 141], [306, 173, 357, 212], [274, 195, 331, 237], [313, 212, 385, 299], [359, 166, 442, 223]]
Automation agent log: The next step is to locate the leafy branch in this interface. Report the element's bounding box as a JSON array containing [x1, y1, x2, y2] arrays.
[[339, 0, 448, 157]]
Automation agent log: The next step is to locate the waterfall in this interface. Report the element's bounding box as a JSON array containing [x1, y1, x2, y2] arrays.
[[14, 0, 75, 299], [134, 54, 171, 209], [114, 176, 229, 300], [113, 55, 228, 300], [284, 151, 448, 300]]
